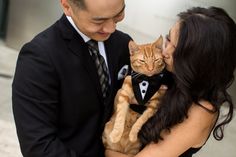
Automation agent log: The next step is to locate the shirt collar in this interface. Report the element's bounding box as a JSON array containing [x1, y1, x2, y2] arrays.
[[66, 16, 90, 43]]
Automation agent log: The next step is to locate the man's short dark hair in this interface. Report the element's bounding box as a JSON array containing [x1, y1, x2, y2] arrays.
[[69, 0, 86, 9]]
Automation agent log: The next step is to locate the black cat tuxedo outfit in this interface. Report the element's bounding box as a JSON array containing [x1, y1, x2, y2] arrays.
[[131, 69, 173, 106], [12, 14, 131, 157], [129, 69, 173, 114]]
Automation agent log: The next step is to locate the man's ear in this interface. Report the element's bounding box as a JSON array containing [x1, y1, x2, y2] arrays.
[[60, 0, 73, 16]]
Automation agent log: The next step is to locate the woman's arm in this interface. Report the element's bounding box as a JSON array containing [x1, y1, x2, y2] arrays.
[[135, 103, 218, 157], [105, 149, 133, 157]]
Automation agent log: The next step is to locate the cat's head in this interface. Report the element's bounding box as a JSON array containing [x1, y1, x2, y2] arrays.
[[129, 36, 165, 77]]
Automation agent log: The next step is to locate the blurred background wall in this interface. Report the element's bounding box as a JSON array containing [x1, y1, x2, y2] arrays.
[[3, 0, 236, 49], [119, 0, 236, 43], [4, 0, 62, 50]]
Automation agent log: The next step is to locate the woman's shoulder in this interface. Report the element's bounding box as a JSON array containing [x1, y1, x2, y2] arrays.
[[186, 100, 218, 147], [191, 100, 217, 116], [198, 100, 215, 111], [189, 100, 218, 125]]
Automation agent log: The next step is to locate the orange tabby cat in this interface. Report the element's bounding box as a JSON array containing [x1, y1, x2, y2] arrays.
[[102, 36, 167, 155]]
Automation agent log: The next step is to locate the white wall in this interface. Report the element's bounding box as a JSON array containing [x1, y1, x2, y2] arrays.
[[118, 0, 236, 43]]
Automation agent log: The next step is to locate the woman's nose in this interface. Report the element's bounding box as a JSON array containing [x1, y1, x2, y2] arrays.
[[162, 50, 169, 58]]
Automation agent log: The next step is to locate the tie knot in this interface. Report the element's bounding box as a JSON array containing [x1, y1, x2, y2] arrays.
[[87, 39, 99, 51]]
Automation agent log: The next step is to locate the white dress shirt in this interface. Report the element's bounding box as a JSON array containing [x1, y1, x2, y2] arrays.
[[66, 16, 109, 67]]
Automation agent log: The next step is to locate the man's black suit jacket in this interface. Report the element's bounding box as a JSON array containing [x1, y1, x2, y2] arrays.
[[12, 15, 131, 157]]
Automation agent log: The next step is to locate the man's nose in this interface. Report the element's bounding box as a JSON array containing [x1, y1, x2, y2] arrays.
[[103, 19, 116, 34]]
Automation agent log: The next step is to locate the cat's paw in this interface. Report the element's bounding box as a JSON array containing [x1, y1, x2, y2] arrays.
[[109, 130, 122, 143], [129, 131, 138, 142]]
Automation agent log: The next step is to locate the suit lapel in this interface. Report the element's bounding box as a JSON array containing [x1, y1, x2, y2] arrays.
[[58, 15, 104, 101], [104, 39, 116, 93]]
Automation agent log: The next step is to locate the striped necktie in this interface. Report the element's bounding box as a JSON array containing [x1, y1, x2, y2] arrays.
[[87, 40, 110, 98]]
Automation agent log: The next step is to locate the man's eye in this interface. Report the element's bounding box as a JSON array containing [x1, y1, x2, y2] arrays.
[[93, 22, 103, 25]]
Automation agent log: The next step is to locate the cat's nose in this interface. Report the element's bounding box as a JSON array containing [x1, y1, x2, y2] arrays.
[[147, 65, 154, 71]]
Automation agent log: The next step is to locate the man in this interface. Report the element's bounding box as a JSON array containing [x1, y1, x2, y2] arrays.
[[12, 0, 131, 156]]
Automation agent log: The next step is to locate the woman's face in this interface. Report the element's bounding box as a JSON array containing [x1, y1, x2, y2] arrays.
[[162, 22, 180, 72]]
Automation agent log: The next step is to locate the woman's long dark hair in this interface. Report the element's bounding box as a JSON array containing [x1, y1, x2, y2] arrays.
[[138, 7, 236, 146]]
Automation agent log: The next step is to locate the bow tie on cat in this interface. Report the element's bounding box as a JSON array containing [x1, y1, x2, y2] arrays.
[[131, 71, 164, 84]]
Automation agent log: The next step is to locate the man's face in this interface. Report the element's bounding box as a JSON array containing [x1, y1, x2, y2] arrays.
[[62, 0, 125, 41]]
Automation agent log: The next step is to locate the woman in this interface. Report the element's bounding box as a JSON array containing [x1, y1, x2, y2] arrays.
[[106, 6, 236, 157]]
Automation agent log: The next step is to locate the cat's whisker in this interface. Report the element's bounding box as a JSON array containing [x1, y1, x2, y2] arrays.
[[136, 73, 142, 78], [132, 72, 142, 79]]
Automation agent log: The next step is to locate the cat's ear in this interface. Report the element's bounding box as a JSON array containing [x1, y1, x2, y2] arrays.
[[129, 40, 139, 55], [152, 35, 163, 49]]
